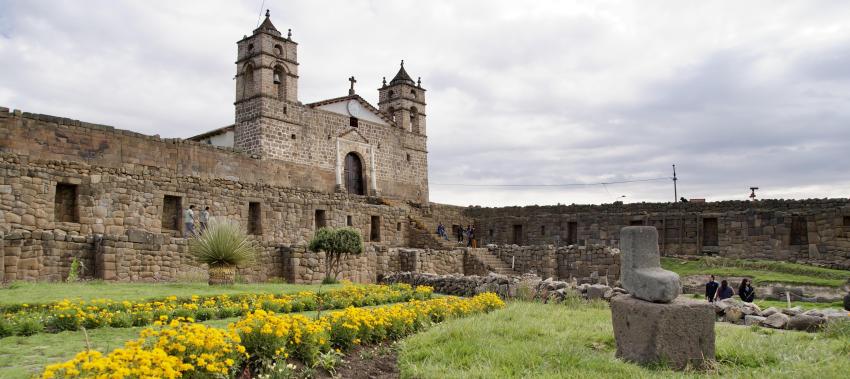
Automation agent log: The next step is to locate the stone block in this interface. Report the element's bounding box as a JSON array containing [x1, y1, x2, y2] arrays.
[[619, 227, 680, 303], [762, 312, 790, 329], [611, 295, 715, 370], [744, 315, 766, 326]]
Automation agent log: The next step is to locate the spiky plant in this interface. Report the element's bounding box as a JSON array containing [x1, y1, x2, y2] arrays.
[[189, 219, 257, 267]]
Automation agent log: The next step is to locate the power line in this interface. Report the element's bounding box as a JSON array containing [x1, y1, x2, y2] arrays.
[[430, 177, 671, 187]]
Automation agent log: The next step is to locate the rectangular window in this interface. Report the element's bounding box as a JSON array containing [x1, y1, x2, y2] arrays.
[[566, 222, 578, 245], [396, 222, 402, 231], [541, 225, 546, 236], [346, 215, 353, 227], [702, 217, 718, 247], [630, 220, 644, 226], [489, 229, 494, 237], [844, 216, 850, 227], [512, 224, 523, 245], [54, 183, 79, 223], [349, 117, 358, 128], [248, 202, 262, 235], [162, 195, 181, 231], [790, 216, 807, 245], [315, 209, 327, 230], [370, 216, 381, 242]]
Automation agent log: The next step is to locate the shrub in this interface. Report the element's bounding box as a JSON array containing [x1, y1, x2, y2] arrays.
[[189, 219, 257, 267], [309, 227, 364, 282], [15, 317, 44, 336], [66, 257, 82, 282], [0, 318, 13, 338], [108, 312, 134, 328]]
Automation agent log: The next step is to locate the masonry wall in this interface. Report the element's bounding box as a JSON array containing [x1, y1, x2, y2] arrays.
[[0, 107, 467, 282], [468, 199, 850, 269], [487, 244, 620, 284]]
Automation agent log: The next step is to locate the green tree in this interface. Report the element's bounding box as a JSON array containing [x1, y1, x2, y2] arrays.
[[309, 227, 364, 282]]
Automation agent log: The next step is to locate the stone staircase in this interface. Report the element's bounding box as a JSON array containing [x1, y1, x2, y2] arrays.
[[467, 248, 522, 276]]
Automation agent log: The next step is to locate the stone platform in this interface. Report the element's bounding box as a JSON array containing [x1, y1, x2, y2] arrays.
[[611, 295, 715, 370]]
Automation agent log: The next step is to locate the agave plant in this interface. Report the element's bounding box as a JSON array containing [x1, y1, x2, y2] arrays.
[[189, 219, 257, 285]]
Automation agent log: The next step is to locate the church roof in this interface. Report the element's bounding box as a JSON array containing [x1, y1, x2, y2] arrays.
[[307, 94, 396, 126], [390, 60, 415, 86], [253, 10, 282, 37]]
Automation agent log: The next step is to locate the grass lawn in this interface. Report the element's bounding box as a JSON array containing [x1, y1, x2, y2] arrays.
[[683, 293, 844, 310], [399, 301, 850, 378], [0, 281, 343, 306], [661, 257, 850, 288]]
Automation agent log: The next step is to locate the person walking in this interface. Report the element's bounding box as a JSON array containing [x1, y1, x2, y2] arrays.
[[199, 206, 210, 235], [467, 225, 475, 247], [705, 275, 719, 303], [183, 205, 196, 237], [738, 278, 755, 303], [457, 225, 464, 243], [437, 223, 448, 240], [715, 280, 734, 301]]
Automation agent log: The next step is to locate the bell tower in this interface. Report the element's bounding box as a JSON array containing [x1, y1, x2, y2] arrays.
[[234, 10, 299, 156], [378, 61, 426, 135]]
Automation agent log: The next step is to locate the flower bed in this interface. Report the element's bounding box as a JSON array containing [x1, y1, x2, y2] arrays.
[[41, 293, 505, 378], [0, 283, 432, 337]]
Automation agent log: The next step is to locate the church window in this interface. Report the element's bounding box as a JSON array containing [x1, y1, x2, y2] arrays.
[[409, 106, 419, 133], [388, 90, 395, 98], [248, 43, 254, 52], [406, 153, 411, 162], [243, 63, 255, 98], [387, 107, 396, 123], [347, 215, 353, 226], [291, 134, 296, 140], [349, 117, 358, 128], [411, 89, 417, 98], [273, 65, 286, 100], [274, 44, 283, 56], [54, 183, 79, 223]]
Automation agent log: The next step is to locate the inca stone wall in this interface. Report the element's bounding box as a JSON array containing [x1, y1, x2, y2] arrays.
[[488, 244, 620, 284], [468, 200, 850, 269]]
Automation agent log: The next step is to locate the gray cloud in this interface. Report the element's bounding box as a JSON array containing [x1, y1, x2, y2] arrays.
[[2, 0, 849, 206]]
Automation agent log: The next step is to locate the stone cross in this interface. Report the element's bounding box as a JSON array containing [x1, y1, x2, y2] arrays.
[[619, 226, 680, 303], [348, 76, 356, 95]]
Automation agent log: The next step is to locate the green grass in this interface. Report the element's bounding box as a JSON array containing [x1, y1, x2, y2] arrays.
[[0, 281, 342, 306], [661, 257, 850, 288], [399, 301, 850, 378]]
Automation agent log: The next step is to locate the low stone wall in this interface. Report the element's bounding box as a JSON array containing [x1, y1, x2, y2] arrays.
[[488, 244, 620, 284], [2, 230, 96, 282]]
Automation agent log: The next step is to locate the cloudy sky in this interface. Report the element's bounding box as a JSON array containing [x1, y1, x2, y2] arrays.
[[2, 1, 850, 207]]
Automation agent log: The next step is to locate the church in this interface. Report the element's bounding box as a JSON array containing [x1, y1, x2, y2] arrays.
[[191, 11, 430, 204]]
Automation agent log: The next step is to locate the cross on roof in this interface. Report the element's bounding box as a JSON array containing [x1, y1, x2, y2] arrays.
[[348, 76, 357, 95]]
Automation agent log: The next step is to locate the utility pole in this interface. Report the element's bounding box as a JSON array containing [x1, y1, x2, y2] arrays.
[[672, 164, 678, 203]]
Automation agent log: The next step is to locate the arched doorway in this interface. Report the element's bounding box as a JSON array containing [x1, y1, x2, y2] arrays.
[[344, 152, 364, 195]]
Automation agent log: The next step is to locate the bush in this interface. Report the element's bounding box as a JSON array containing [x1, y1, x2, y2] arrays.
[[309, 227, 364, 282], [0, 318, 14, 338], [108, 312, 134, 328], [15, 317, 44, 336], [66, 257, 82, 282], [189, 219, 257, 267]]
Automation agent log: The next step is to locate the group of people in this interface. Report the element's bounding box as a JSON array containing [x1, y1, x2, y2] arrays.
[[182, 205, 211, 237], [705, 275, 755, 303], [436, 222, 477, 247]]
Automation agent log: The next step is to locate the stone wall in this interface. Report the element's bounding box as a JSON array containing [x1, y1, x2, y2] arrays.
[[487, 244, 620, 284], [468, 199, 850, 269]]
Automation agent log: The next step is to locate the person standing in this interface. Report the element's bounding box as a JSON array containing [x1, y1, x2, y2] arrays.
[[183, 205, 196, 237], [738, 278, 755, 303], [715, 280, 734, 301], [705, 275, 719, 303], [457, 225, 464, 243], [467, 225, 475, 247], [199, 206, 210, 234]]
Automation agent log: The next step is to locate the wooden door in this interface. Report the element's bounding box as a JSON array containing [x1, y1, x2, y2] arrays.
[[344, 153, 364, 195]]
